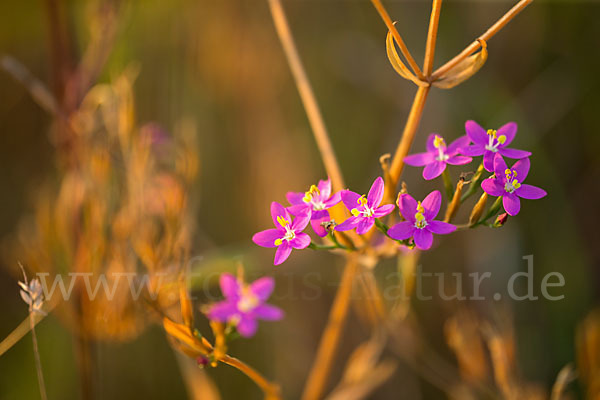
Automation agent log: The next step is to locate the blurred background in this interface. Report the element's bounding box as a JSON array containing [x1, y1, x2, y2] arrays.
[[0, 0, 599, 399]]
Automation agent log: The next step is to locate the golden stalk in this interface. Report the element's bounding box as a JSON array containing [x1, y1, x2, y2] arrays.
[[423, 0, 443, 76], [221, 355, 281, 400], [432, 0, 533, 80], [267, 0, 345, 194], [301, 256, 359, 400]]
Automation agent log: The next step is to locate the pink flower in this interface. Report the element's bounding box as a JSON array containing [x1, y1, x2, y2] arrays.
[[404, 134, 472, 180], [252, 202, 311, 265], [481, 154, 546, 216], [387, 190, 456, 250], [208, 273, 283, 337], [286, 178, 341, 237], [335, 177, 395, 235]]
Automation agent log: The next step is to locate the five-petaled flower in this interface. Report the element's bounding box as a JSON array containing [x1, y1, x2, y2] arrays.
[[387, 190, 456, 250], [335, 177, 395, 234], [286, 178, 341, 237], [208, 273, 283, 337], [461, 120, 531, 172], [481, 154, 546, 216], [404, 134, 472, 180], [252, 202, 311, 265]]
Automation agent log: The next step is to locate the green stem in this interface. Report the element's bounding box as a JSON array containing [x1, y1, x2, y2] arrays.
[[460, 163, 485, 203], [441, 169, 454, 201], [308, 232, 349, 251]]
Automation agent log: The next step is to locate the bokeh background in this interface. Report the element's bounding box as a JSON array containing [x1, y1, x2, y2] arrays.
[[0, 0, 599, 399]]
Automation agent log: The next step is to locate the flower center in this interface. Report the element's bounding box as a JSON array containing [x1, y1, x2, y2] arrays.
[[503, 168, 521, 193], [351, 195, 375, 218], [274, 216, 296, 245], [484, 129, 507, 152], [303, 184, 327, 210], [433, 135, 449, 161], [414, 201, 428, 229], [237, 289, 259, 313]]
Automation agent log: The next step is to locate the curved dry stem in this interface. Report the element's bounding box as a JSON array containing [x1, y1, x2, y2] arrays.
[[268, 0, 345, 194], [301, 256, 358, 400], [432, 0, 533, 80], [221, 355, 281, 400], [370, 0, 425, 80]]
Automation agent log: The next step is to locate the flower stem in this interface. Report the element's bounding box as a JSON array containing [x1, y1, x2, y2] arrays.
[[441, 169, 454, 201], [431, 0, 533, 81], [460, 162, 485, 203], [30, 313, 48, 400], [385, 86, 431, 203], [221, 355, 281, 400], [268, 0, 345, 195], [370, 0, 425, 80], [423, 0, 443, 76], [474, 196, 503, 226], [301, 256, 358, 400]]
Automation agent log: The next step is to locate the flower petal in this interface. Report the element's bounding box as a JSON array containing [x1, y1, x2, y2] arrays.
[[423, 161, 446, 180], [503, 193, 521, 216], [286, 192, 305, 206], [465, 120, 487, 145], [253, 304, 284, 321], [208, 301, 238, 322], [398, 193, 417, 222], [427, 220, 456, 234], [511, 157, 530, 181], [290, 232, 311, 249], [252, 229, 283, 248], [460, 144, 485, 156], [373, 204, 395, 218], [496, 122, 517, 146], [516, 184, 547, 200], [237, 317, 258, 337], [422, 190, 442, 220], [291, 212, 311, 231], [335, 216, 360, 231], [356, 218, 375, 235], [341, 190, 361, 212], [310, 210, 330, 237], [481, 178, 505, 196], [414, 229, 434, 250], [287, 204, 311, 217], [426, 133, 438, 152], [498, 147, 531, 159], [387, 221, 415, 240], [220, 273, 240, 300], [367, 177, 385, 208], [493, 153, 508, 176], [249, 277, 275, 301], [404, 152, 435, 167], [317, 178, 332, 198], [274, 242, 293, 266], [446, 155, 472, 166], [323, 191, 341, 208], [483, 151, 496, 172], [447, 135, 471, 155], [271, 202, 290, 228]]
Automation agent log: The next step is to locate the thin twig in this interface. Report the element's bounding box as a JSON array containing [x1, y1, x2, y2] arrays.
[[301, 256, 358, 400], [432, 0, 533, 80], [30, 314, 48, 400], [423, 0, 443, 77], [385, 86, 430, 202], [370, 0, 425, 80], [221, 355, 281, 399], [268, 0, 345, 194]]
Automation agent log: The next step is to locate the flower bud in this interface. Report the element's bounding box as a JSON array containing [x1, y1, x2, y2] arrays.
[[493, 213, 508, 228], [469, 192, 488, 226]]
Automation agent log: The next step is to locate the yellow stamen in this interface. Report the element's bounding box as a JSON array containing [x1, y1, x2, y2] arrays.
[[274, 238, 283, 246], [487, 129, 497, 138], [302, 184, 320, 203], [433, 135, 445, 149], [512, 180, 521, 189], [276, 216, 289, 228], [416, 201, 425, 214], [351, 208, 361, 217], [357, 195, 368, 207], [497, 135, 506, 144]]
